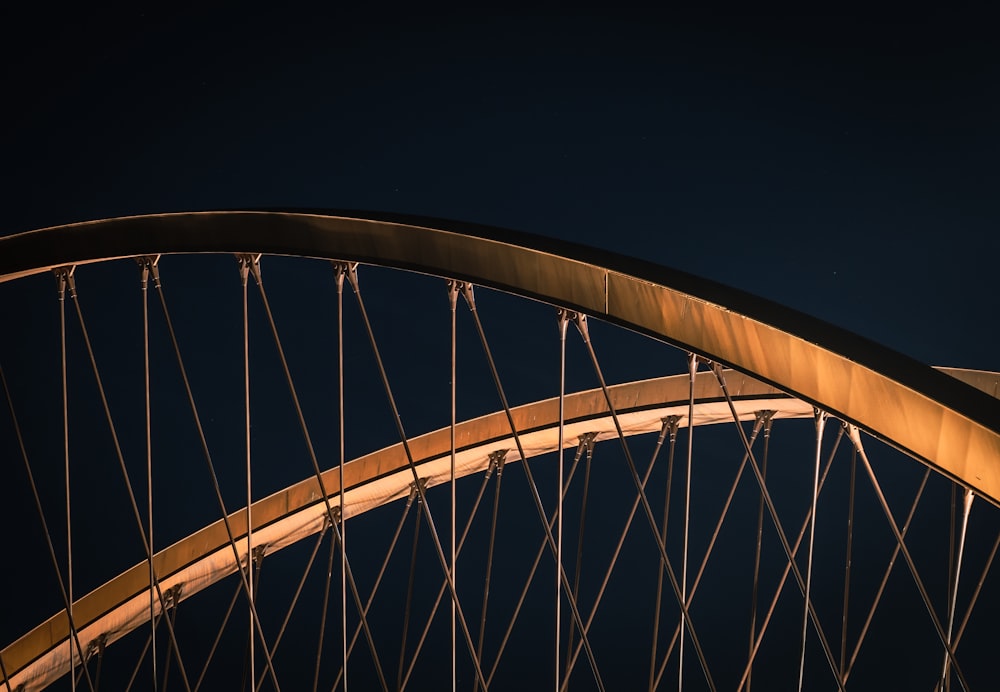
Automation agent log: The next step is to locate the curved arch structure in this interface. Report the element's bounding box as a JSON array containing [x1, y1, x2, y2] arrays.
[[1, 211, 999, 689], [2, 211, 998, 499]]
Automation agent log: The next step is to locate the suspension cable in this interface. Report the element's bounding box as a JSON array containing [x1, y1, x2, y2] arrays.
[[151, 262, 276, 691], [484, 442, 589, 689], [649, 417, 678, 692], [449, 281, 459, 692], [746, 411, 774, 692], [736, 426, 844, 692], [239, 255, 255, 692], [398, 464, 497, 692], [847, 426, 969, 691], [0, 357, 93, 692], [460, 286, 604, 691], [799, 411, 827, 691], [572, 320, 715, 691], [474, 451, 506, 692], [139, 258, 157, 692], [59, 268, 77, 692], [335, 262, 348, 692], [345, 266, 491, 691], [653, 419, 766, 692], [556, 308, 568, 692], [940, 488, 974, 690], [680, 353, 696, 691], [562, 422, 695, 691], [254, 525, 330, 692], [839, 445, 857, 681], [335, 494, 416, 691], [711, 364, 844, 690]]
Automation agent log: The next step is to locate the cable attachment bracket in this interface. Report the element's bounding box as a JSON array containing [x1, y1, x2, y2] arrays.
[[578, 431, 598, 459], [52, 265, 76, 301], [331, 260, 358, 293], [661, 414, 682, 443], [487, 449, 508, 479], [162, 583, 183, 610], [236, 254, 262, 287], [409, 477, 428, 504], [135, 255, 162, 289], [331, 260, 360, 293], [755, 410, 777, 438]]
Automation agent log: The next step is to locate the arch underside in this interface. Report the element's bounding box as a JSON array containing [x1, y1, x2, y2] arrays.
[[1, 211, 998, 689]]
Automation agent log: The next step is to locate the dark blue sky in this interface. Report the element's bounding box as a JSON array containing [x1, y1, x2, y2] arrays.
[[2, 7, 999, 690], [3, 8, 998, 366]]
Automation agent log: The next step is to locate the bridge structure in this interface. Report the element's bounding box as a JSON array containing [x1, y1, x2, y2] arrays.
[[1, 212, 998, 690]]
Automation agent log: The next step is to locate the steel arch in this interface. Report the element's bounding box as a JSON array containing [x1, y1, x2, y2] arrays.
[[1, 210, 998, 503]]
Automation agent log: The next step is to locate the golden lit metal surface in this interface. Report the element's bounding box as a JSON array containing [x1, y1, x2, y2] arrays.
[[0, 371, 808, 690], [2, 211, 999, 688], [1, 211, 997, 500]]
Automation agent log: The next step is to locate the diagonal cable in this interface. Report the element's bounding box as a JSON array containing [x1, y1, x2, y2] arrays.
[[398, 453, 503, 691], [149, 264, 280, 691], [847, 426, 969, 691], [711, 364, 844, 691], [735, 426, 843, 691], [562, 417, 706, 691], [484, 440, 589, 688], [344, 267, 495, 692], [245, 257, 387, 692], [0, 360, 94, 692], [460, 287, 606, 691], [333, 492, 416, 691], [652, 418, 766, 691], [66, 271, 191, 692], [571, 318, 716, 691]]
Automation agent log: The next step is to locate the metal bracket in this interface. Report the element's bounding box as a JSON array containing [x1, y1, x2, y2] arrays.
[[578, 431, 598, 457], [662, 414, 682, 442], [135, 255, 162, 289], [487, 449, 508, 478], [162, 583, 183, 610], [409, 477, 428, 504], [84, 633, 107, 662], [236, 253, 262, 286], [252, 545, 267, 568], [52, 265, 76, 300], [755, 410, 777, 438], [460, 281, 476, 310], [332, 261, 357, 292]]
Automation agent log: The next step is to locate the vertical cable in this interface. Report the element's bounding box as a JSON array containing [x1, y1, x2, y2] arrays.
[[448, 281, 459, 692], [556, 309, 570, 692], [239, 257, 255, 691], [680, 353, 697, 690], [746, 411, 773, 692], [941, 489, 974, 689], [58, 269, 76, 692], [649, 417, 677, 691], [336, 263, 348, 691], [839, 445, 856, 682], [140, 259, 158, 691], [799, 410, 826, 690]]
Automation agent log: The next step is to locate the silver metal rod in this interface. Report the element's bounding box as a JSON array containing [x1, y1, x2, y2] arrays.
[[71, 272, 190, 692], [848, 426, 969, 691], [940, 488, 974, 689], [241, 256, 255, 692], [799, 411, 826, 691], [335, 263, 348, 692], [140, 259, 157, 692], [449, 281, 459, 692], [346, 269, 489, 691], [574, 325, 715, 691], [681, 353, 696, 691], [557, 309, 569, 692]]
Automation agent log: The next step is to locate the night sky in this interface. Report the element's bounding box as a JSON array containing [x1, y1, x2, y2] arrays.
[[2, 8, 999, 691]]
